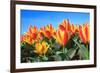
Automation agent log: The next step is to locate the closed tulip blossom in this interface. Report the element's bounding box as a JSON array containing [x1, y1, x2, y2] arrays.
[[34, 41, 49, 55], [61, 19, 71, 31], [54, 25, 69, 46], [79, 24, 90, 44]]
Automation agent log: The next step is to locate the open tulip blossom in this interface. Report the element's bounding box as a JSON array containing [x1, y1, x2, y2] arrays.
[[21, 19, 90, 63]]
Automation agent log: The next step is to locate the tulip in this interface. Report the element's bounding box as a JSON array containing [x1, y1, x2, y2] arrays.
[[34, 41, 49, 55], [39, 27, 46, 39], [41, 24, 55, 38], [79, 24, 90, 44], [70, 24, 79, 34], [60, 19, 71, 31], [21, 25, 38, 45], [54, 25, 69, 46], [37, 30, 44, 40], [26, 25, 38, 40], [21, 34, 34, 44]]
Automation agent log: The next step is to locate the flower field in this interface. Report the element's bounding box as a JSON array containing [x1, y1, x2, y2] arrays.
[[21, 19, 90, 63]]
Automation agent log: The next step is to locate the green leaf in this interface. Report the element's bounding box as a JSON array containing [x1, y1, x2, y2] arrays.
[[56, 51, 62, 55], [78, 45, 89, 60], [73, 39, 89, 60], [48, 55, 62, 61], [65, 35, 78, 50], [29, 57, 35, 62], [52, 55, 62, 61], [28, 56, 40, 62], [59, 53, 70, 60], [67, 48, 77, 59], [41, 55, 48, 61]]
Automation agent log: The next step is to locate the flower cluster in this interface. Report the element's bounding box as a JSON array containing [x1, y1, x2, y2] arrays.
[[21, 19, 90, 62]]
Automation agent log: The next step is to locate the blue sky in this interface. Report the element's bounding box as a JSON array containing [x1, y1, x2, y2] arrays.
[[21, 9, 90, 34]]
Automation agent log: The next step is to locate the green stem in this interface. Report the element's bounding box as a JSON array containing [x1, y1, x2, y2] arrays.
[[63, 46, 65, 54], [37, 56, 40, 62], [86, 43, 89, 59], [86, 44, 88, 49], [49, 38, 54, 55], [50, 39, 52, 46], [62, 46, 69, 60]]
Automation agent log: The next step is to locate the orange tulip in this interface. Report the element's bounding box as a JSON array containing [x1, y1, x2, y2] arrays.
[[61, 20, 79, 34], [54, 25, 69, 46], [37, 31, 44, 40], [39, 27, 46, 38], [26, 25, 38, 40], [70, 24, 79, 34], [41, 24, 55, 38], [21, 35, 26, 43], [21, 34, 34, 44], [21, 25, 38, 44], [60, 19, 71, 31], [79, 24, 90, 44]]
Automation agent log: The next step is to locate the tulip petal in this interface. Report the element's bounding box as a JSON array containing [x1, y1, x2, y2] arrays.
[[85, 24, 90, 43], [79, 25, 86, 43]]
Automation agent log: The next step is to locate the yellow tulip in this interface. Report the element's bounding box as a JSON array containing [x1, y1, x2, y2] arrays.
[[34, 41, 49, 55]]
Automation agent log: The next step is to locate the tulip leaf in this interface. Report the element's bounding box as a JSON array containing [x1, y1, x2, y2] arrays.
[[78, 45, 89, 60], [29, 56, 40, 62], [67, 48, 77, 59], [53, 55, 62, 61], [73, 39, 89, 60], [63, 48, 68, 54], [29, 57, 36, 62], [56, 51, 63, 55], [48, 55, 62, 61], [65, 37, 74, 50], [58, 52, 70, 60], [41, 55, 48, 61]]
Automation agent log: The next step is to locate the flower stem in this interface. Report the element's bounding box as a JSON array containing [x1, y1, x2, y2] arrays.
[[63, 46, 65, 54], [86, 44, 88, 49]]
